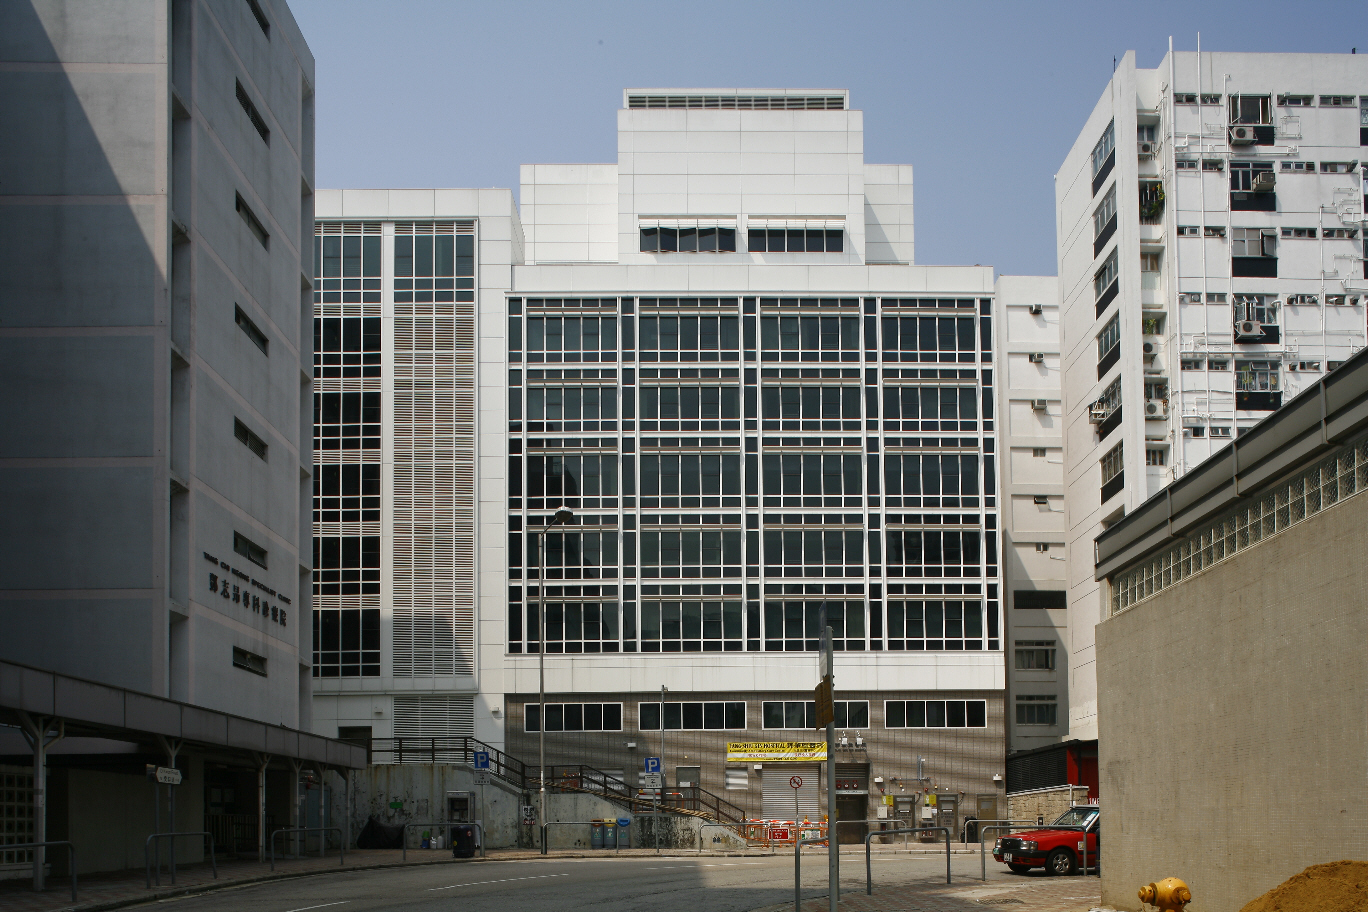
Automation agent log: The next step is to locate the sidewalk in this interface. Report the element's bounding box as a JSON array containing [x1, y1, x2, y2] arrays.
[[752, 874, 1104, 912]]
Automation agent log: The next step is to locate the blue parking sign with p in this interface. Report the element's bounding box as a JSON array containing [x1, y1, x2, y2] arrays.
[[644, 757, 661, 773], [473, 750, 490, 770]]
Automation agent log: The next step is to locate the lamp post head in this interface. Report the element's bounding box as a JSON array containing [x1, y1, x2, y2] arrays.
[[552, 507, 573, 526]]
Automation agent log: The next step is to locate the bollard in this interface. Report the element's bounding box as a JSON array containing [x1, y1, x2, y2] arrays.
[[1139, 877, 1192, 912]]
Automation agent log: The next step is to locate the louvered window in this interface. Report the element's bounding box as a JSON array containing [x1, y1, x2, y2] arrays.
[[626, 93, 845, 110], [392, 221, 477, 678], [391, 696, 474, 759]]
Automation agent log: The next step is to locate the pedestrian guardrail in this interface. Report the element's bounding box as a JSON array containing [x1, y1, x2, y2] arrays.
[[793, 834, 830, 911], [400, 821, 485, 860], [863, 827, 951, 893], [144, 832, 216, 888], [268, 827, 344, 871], [9, 842, 76, 901], [974, 820, 1037, 880], [833, 818, 911, 850], [539, 820, 601, 855]]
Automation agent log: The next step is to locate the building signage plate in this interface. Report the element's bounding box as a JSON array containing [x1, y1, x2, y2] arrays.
[[726, 741, 828, 762]]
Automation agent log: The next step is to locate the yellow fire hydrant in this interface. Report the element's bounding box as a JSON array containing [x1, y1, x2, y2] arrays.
[[1139, 877, 1192, 912]]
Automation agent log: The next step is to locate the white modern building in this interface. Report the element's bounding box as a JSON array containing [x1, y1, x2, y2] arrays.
[[1056, 51, 1368, 740], [0, 0, 364, 878], [313, 89, 1010, 836], [992, 276, 1069, 754]]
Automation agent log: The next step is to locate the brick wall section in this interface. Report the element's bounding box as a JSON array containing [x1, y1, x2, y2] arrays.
[[1097, 490, 1368, 912], [504, 690, 1005, 821], [1007, 785, 1088, 825]]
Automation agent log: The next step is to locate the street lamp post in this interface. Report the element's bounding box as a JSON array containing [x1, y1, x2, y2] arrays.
[[538, 507, 573, 842]]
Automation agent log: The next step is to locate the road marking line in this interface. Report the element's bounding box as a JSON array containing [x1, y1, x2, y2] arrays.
[[642, 862, 765, 870], [284, 903, 350, 912], [428, 873, 573, 891]]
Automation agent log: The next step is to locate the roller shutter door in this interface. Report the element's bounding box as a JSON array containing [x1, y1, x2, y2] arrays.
[[762, 763, 820, 820]]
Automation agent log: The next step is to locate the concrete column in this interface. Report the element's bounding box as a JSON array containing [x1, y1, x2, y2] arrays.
[[18, 713, 63, 893], [288, 758, 303, 856], [255, 753, 271, 862]]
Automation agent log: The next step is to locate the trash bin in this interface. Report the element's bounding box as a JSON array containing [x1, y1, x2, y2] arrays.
[[963, 817, 978, 843], [421, 829, 431, 849], [452, 824, 476, 858], [591, 819, 605, 849], [604, 821, 617, 849]]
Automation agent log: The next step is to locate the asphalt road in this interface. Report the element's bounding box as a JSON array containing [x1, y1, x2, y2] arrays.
[[137, 850, 1024, 912]]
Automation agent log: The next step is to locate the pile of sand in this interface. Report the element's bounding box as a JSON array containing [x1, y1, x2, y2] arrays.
[[1238, 861, 1368, 912]]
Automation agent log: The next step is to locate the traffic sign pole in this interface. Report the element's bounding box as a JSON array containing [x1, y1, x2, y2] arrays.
[[824, 625, 837, 912]]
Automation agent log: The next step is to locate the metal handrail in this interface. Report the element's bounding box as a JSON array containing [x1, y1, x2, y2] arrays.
[[985, 822, 1093, 876], [268, 827, 344, 871], [401, 821, 485, 860], [974, 820, 1038, 880], [8, 842, 76, 901], [794, 834, 829, 912], [864, 827, 951, 893], [144, 832, 215, 888], [539, 820, 601, 855], [834, 817, 910, 850]]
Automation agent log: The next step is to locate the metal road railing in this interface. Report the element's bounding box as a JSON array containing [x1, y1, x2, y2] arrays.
[[864, 827, 951, 892], [268, 827, 344, 871], [794, 834, 830, 912], [539, 820, 600, 855], [144, 832, 216, 888], [974, 820, 1037, 880], [8, 842, 76, 901], [400, 822, 485, 860], [834, 818, 911, 849]]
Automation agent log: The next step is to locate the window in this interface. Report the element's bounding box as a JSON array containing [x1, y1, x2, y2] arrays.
[[639, 599, 742, 651], [313, 464, 380, 523], [1143, 380, 1168, 403], [1324, 228, 1358, 239], [1014, 641, 1056, 670], [1228, 95, 1270, 125], [1230, 161, 1274, 192], [528, 387, 618, 421], [640, 453, 739, 500], [1034, 542, 1050, 553], [1139, 181, 1164, 224], [235, 80, 270, 145], [1177, 225, 1198, 236], [759, 598, 866, 651], [1094, 377, 1122, 421], [314, 316, 380, 379], [1280, 161, 1315, 172], [639, 313, 740, 358], [1202, 159, 1224, 172], [1201, 93, 1222, 106], [1137, 124, 1157, 143], [533, 454, 620, 500], [314, 224, 382, 304], [526, 314, 619, 359], [1236, 360, 1280, 392], [881, 454, 982, 501], [232, 646, 267, 676], [1287, 294, 1319, 305], [1015, 695, 1057, 726], [880, 386, 978, 425], [639, 701, 743, 730], [235, 193, 269, 249], [1032, 448, 1047, 459], [1208, 359, 1229, 371], [314, 392, 381, 450], [641, 529, 739, 576], [761, 453, 862, 496], [313, 606, 379, 678], [245, 0, 269, 36], [885, 700, 987, 729], [1232, 228, 1275, 258], [394, 225, 473, 303], [1207, 293, 1227, 303], [1281, 227, 1316, 239], [883, 529, 982, 575], [1093, 186, 1117, 239], [1181, 359, 1203, 370], [762, 386, 860, 421], [1204, 226, 1226, 238], [640, 223, 737, 253], [725, 767, 748, 790], [1090, 121, 1115, 178], [1210, 425, 1232, 438], [884, 598, 985, 649], [1146, 448, 1167, 466], [1188, 425, 1206, 438], [878, 314, 978, 360], [1277, 94, 1312, 107], [313, 535, 378, 594], [760, 700, 868, 729], [1096, 313, 1120, 362], [1094, 249, 1119, 301], [1014, 590, 1066, 610], [1363, 96, 1368, 125], [233, 418, 267, 460], [1234, 294, 1278, 324], [747, 227, 843, 253], [1174, 93, 1197, 105], [1100, 443, 1124, 484], [762, 528, 866, 570], [1140, 251, 1161, 273], [1320, 161, 1357, 174], [235, 305, 269, 354], [234, 531, 267, 568], [1175, 159, 1197, 170], [1141, 315, 1164, 335], [1319, 95, 1356, 107], [526, 703, 624, 732], [529, 530, 619, 578]]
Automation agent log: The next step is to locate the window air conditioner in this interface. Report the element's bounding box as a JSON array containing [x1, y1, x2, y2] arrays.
[[1142, 341, 1157, 358], [1028, 352, 1046, 363], [1138, 140, 1158, 157], [1235, 320, 1262, 338], [1145, 399, 1168, 418], [1229, 125, 1257, 145], [1252, 171, 1276, 193], [1031, 398, 1048, 411], [1088, 403, 1109, 424], [1028, 303, 1043, 315]]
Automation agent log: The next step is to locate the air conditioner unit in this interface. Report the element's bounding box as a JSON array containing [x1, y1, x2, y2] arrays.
[[1288, 361, 1321, 372], [1028, 303, 1043, 315], [1088, 403, 1109, 424], [1028, 352, 1046, 363], [1031, 398, 1049, 411], [1251, 171, 1277, 192], [1142, 341, 1158, 358], [1138, 140, 1158, 157], [1235, 320, 1262, 337], [1229, 125, 1257, 145], [1145, 399, 1168, 418]]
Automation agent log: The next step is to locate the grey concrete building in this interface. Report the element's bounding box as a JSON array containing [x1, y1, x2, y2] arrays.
[[0, 0, 363, 880], [1094, 348, 1368, 911]]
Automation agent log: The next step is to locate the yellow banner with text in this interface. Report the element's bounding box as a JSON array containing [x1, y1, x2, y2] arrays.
[[726, 741, 828, 762]]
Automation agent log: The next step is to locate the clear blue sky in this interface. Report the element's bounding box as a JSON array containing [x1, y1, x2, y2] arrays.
[[291, 0, 1362, 276]]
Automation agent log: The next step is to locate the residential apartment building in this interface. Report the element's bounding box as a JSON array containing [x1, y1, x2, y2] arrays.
[[314, 90, 1009, 835], [1056, 51, 1368, 740], [991, 276, 1068, 753], [0, 0, 364, 877]]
